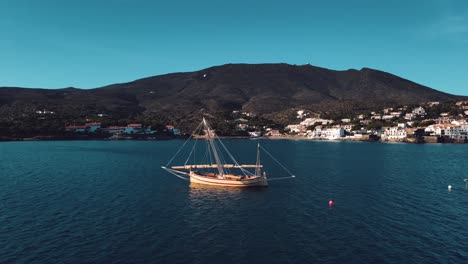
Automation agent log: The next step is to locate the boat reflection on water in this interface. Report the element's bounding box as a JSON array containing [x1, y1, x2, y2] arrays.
[[189, 181, 267, 193], [188, 182, 268, 205]]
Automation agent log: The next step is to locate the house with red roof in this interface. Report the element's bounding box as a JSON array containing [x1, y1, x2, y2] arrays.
[[85, 122, 102, 132], [124, 124, 144, 134], [65, 125, 87, 133]]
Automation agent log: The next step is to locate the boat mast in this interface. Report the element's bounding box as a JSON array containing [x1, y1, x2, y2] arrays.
[[256, 143, 261, 176], [203, 118, 224, 178]]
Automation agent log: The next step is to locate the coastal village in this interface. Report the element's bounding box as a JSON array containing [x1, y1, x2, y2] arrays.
[[64, 123, 180, 139], [219, 100, 468, 144], [25, 100, 468, 144], [275, 100, 468, 143]]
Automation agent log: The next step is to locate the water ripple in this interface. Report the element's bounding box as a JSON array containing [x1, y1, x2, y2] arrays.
[[1, 140, 468, 263]]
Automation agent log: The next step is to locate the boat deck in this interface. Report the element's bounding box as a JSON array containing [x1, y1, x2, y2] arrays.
[[196, 172, 258, 181]]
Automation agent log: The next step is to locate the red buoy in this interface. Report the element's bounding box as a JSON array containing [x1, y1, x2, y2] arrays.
[[329, 200, 334, 207]]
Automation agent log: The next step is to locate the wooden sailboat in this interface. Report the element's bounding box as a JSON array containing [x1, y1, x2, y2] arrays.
[[162, 118, 269, 187]]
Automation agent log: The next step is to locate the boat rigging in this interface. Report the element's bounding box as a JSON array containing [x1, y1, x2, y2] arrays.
[[161, 118, 295, 187]]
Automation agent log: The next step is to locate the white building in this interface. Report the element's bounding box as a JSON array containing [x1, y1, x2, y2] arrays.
[[300, 118, 317, 126], [425, 124, 466, 139], [311, 127, 345, 139], [297, 110, 306, 119], [236, 123, 249, 130], [300, 118, 333, 126], [342, 124, 353, 132], [412, 107, 426, 116], [286, 124, 306, 133], [341, 118, 351, 123], [249, 131, 262, 137], [405, 113, 415, 120], [322, 127, 345, 139], [36, 109, 55, 115], [382, 127, 407, 140], [267, 130, 282, 137]]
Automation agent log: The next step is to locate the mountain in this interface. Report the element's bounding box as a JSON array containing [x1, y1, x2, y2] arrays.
[[0, 63, 464, 121]]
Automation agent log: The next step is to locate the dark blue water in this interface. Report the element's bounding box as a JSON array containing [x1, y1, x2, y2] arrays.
[[1, 140, 468, 263]]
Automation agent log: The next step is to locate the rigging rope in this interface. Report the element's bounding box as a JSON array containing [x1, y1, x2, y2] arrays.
[[161, 167, 190, 181], [165, 121, 203, 167], [260, 145, 296, 178], [184, 135, 198, 166], [267, 176, 296, 181], [164, 118, 296, 183], [214, 133, 251, 177]]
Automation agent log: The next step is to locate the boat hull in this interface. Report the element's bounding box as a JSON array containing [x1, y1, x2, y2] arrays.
[[189, 172, 268, 187]]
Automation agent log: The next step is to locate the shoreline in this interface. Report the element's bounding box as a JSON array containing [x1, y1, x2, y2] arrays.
[[1, 135, 466, 144]]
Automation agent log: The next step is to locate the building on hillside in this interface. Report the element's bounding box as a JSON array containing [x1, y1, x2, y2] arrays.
[[164, 125, 178, 135], [297, 110, 306, 119], [427, 102, 440, 107], [65, 125, 87, 133], [241, 112, 255, 117], [267, 130, 282, 137], [360, 119, 371, 125], [286, 124, 306, 133], [412, 107, 426, 116], [172, 128, 180, 136], [451, 120, 468, 126], [371, 115, 382, 120], [311, 127, 344, 139], [342, 124, 353, 132], [234, 118, 248, 123], [300, 118, 316, 126], [425, 124, 464, 139], [341, 118, 351, 123], [375, 129, 384, 137], [383, 108, 393, 114], [249, 131, 262, 137], [382, 115, 394, 120], [85, 122, 102, 132], [236, 123, 249, 131], [300, 118, 333, 126], [382, 127, 407, 140], [66, 123, 101, 133], [322, 127, 345, 139], [36, 109, 55, 115], [405, 113, 416, 120], [125, 124, 144, 134], [103, 126, 126, 134]]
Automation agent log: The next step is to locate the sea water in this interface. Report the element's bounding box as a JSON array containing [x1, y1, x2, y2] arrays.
[[1, 140, 467, 263]]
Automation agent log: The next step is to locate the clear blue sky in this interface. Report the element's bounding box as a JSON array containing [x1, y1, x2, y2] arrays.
[[1, 0, 467, 95]]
